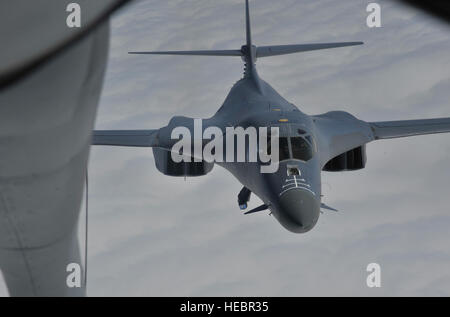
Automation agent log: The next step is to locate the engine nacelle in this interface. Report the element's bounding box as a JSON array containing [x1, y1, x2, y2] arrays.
[[323, 145, 366, 172], [152, 148, 214, 177]]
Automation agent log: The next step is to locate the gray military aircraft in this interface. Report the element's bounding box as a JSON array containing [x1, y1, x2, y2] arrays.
[[93, 0, 450, 233]]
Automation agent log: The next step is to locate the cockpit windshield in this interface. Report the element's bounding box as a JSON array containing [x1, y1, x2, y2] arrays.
[[267, 135, 315, 162], [290, 137, 314, 161], [278, 137, 290, 161], [267, 137, 289, 162]]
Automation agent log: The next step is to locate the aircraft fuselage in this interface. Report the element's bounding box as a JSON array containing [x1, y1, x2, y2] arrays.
[[213, 76, 322, 233]]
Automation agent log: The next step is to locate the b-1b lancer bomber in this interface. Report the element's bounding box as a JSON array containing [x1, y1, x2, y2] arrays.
[[93, 0, 450, 233]]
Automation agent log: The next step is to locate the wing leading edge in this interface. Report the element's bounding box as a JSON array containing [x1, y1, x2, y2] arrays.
[[370, 117, 450, 140]]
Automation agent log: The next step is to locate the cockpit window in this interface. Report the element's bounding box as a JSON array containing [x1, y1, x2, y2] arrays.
[[291, 137, 313, 161], [279, 137, 290, 162], [304, 135, 316, 151], [266, 135, 315, 162], [267, 137, 290, 162]]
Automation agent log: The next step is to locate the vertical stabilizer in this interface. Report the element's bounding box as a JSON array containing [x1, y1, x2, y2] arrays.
[[242, 0, 259, 89], [245, 0, 252, 48]]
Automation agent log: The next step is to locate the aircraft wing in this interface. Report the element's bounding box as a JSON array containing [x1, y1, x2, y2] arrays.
[[370, 117, 450, 139], [93, 130, 159, 147], [315, 112, 450, 168], [313, 111, 375, 167]]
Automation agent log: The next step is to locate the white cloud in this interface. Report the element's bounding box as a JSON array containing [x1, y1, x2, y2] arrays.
[[3, 0, 449, 296], [81, 0, 450, 296]]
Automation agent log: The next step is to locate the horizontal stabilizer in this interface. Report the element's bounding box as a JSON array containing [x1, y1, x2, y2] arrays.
[[129, 50, 243, 57], [92, 130, 159, 147], [256, 42, 363, 58]]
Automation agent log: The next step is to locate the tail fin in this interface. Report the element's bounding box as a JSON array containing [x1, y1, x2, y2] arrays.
[[245, 0, 252, 48], [129, 0, 363, 67]]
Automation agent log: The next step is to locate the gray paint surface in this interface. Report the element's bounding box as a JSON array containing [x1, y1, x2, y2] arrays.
[[1, 0, 450, 296]]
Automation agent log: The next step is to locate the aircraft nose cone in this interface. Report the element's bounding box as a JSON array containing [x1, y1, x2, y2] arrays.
[[278, 189, 319, 233]]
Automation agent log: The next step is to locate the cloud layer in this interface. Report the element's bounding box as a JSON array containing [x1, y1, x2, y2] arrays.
[[1, 0, 449, 296]]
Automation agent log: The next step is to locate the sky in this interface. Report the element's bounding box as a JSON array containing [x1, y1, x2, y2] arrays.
[[1, 0, 450, 296]]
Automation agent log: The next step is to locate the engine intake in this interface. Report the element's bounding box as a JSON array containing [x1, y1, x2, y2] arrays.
[[323, 146, 366, 172], [152, 148, 214, 177]]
